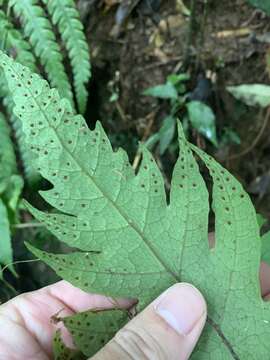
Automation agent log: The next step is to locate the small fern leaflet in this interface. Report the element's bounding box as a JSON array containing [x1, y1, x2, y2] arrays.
[[10, 0, 73, 104], [43, 0, 91, 114], [0, 9, 36, 70]]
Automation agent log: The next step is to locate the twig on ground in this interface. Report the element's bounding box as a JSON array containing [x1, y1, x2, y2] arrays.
[[141, 57, 182, 71], [115, 100, 128, 123]]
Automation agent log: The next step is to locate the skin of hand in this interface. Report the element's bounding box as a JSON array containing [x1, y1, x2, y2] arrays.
[[0, 263, 270, 360]]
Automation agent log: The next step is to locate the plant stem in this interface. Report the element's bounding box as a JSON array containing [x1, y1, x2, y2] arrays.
[[13, 222, 44, 229]]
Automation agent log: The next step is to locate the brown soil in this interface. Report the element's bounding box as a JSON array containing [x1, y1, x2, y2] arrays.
[[82, 0, 270, 217]]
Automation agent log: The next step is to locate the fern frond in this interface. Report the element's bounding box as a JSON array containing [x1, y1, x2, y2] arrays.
[[0, 106, 24, 209], [0, 10, 38, 183], [0, 10, 36, 70], [0, 75, 39, 184], [43, 0, 91, 114], [8, 111, 39, 185], [0, 113, 23, 274], [9, 0, 73, 104], [0, 112, 17, 184]]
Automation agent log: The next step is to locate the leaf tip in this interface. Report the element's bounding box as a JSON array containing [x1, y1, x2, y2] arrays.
[[176, 120, 189, 146]]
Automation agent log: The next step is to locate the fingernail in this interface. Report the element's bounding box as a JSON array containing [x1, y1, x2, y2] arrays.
[[154, 283, 206, 336]]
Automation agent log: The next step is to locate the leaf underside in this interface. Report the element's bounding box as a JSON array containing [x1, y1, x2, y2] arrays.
[[53, 329, 86, 360], [59, 309, 128, 358], [0, 52, 270, 359], [227, 84, 270, 108]]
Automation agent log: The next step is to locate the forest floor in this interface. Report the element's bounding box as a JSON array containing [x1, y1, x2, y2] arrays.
[[83, 0, 270, 217]]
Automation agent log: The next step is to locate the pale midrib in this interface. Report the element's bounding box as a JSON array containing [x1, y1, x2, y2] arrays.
[[11, 64, 239, 360]]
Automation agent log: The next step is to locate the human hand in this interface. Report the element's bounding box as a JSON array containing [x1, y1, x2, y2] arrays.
[[0, 280, 206, 360], [0, 262, 270, 360]]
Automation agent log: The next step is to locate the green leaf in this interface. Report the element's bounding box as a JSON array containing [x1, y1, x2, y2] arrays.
[[10, 0, 73, 105], [143, 82, 178, 99], [109, 92, 119, 102], [257, 213, 267, 228], [0, 199, 15, 274], [3, 93, 39, 185], [0, 112, 17, 187], [1, 52, 270, 359], [167, 73, 190, 85], [246, 0, 270, 14], [144, 133, 160, 150], [6, 175, 24, 212], [0, 113, 22, 274], [59, 309, 128, 358], [227, 84, 270, 107], [0, 112, 24, 211], [176, 0, 191, 16], [186, 100, 218, 146], [158, 115, 176, 155], [221, 128, 241, 146], [43, 0, 91, 114], [0, 10, 37, 70], [0, 9, 42, 184], [167, 73, 189, 93], [53, 329, 86, 360]]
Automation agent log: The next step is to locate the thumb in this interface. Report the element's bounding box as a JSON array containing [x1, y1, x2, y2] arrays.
[[92, 283, 207, 360]]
